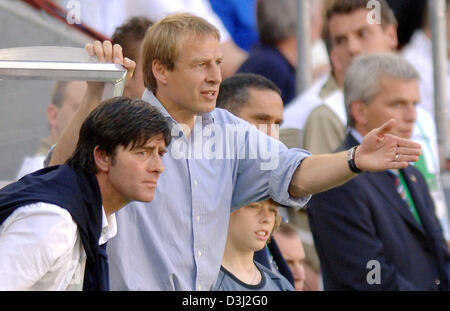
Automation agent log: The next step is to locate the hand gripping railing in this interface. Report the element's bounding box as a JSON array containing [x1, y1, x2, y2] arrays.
[[0, 46, 127, 97]]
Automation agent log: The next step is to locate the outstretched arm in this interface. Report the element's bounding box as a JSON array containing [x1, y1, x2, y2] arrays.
[[289, 119, 422, 197], [49, 41, 135, 166]]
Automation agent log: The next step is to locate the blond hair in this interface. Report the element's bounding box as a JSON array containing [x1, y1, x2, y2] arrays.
[[142, 13, 221, 93], [267, 199, 282, 243]]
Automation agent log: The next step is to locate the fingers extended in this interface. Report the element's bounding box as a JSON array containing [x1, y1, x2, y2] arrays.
[[394, 154, 420, 163], [396, 146, 422, 156]]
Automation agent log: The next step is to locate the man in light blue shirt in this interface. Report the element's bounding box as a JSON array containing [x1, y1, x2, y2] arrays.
[[50, 13, 422, 290]]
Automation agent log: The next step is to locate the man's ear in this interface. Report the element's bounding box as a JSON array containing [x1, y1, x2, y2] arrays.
[[152, 59, 168, 87], [93, 146, 111, 173], [384, 24, 398, 50], [351, 100, 369, 126], [47, 104, 59, 127]]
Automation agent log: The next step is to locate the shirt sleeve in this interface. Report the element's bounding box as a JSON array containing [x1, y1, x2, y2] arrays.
[[231, 122, 311, 211], [0, 203, 78, 290]]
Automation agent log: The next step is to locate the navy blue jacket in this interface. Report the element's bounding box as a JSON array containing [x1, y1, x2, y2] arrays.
[[0, 165, 108, 290], [238, 44, 296, 105], [307, 134, 450, 290]]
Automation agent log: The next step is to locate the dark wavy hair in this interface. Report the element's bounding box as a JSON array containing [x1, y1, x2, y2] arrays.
[[66, 97, 171, 174]]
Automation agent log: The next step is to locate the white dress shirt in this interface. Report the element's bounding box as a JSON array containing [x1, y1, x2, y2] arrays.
[[402, 30, 450, 118], [0, 202, 116, 291], [56, 0, 230, 41]]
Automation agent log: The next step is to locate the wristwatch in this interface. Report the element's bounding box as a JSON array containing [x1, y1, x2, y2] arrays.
[[347, 146, 362, 174]]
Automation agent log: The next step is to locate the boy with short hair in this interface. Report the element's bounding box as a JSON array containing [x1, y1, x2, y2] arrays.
[[213, 199, 294, 291]]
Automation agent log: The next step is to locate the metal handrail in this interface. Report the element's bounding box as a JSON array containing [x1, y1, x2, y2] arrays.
[[0, 46, 127, 97]]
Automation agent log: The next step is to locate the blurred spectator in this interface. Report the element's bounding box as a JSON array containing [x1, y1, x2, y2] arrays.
[[307, 54, 450, 290], [209, 0, 259, 52], [283, 0, 398, 154], [216, 73, 283, 137], [284, 0, 450, 243], [238, 0, 329, 105], [212, 200, 294, 291], [273, 222, 310, 291], [16, 81, 86, 180], [111, 16, 153, 99]]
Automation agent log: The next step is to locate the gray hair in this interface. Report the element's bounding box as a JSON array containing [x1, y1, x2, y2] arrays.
[[344, 53, 419, 127], [257, 0, 298, 45]]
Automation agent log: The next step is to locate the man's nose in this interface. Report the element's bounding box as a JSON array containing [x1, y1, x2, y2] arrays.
[[348, 36, 362, 56], [206, 62, 222, 84], [148, 154, 164, 174]]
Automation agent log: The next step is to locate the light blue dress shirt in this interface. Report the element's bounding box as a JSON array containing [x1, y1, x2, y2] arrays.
[[107, 89, 311, 290]]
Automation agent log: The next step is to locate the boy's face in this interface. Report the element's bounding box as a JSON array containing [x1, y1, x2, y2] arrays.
[[105, 133, 167, 204], [228, 200, 278, 252]]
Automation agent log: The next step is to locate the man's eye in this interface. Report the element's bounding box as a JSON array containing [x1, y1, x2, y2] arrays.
[[335, 37, 345, 46]]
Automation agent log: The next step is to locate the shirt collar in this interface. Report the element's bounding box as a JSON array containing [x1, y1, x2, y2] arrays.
[[98, 207, 117, 245], [141, 88, 215, 126], [350, 128, 364, 144]]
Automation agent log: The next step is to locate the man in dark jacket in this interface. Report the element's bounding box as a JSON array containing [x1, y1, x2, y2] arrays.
[[307, 53, 450, 290], [0, 96, 170, 290]]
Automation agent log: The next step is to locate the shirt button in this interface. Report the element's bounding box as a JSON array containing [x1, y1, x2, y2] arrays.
[[435, 279, 441, 286], [198, 250, 202, 257], [196, 216, 201, 223], [198, 285, 202, 290], [193, 180, 198, 187]]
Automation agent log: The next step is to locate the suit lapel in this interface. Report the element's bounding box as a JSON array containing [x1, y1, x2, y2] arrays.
[[366, 171, 427, 237], [401, 167, 437, 237]]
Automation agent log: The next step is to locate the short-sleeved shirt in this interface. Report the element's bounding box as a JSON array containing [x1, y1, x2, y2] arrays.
[[212, 262, 295, 291], [107, 89, 311, 291]]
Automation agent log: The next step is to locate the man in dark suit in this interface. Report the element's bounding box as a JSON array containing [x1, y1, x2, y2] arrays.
[[307, 53, 450, 290]]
